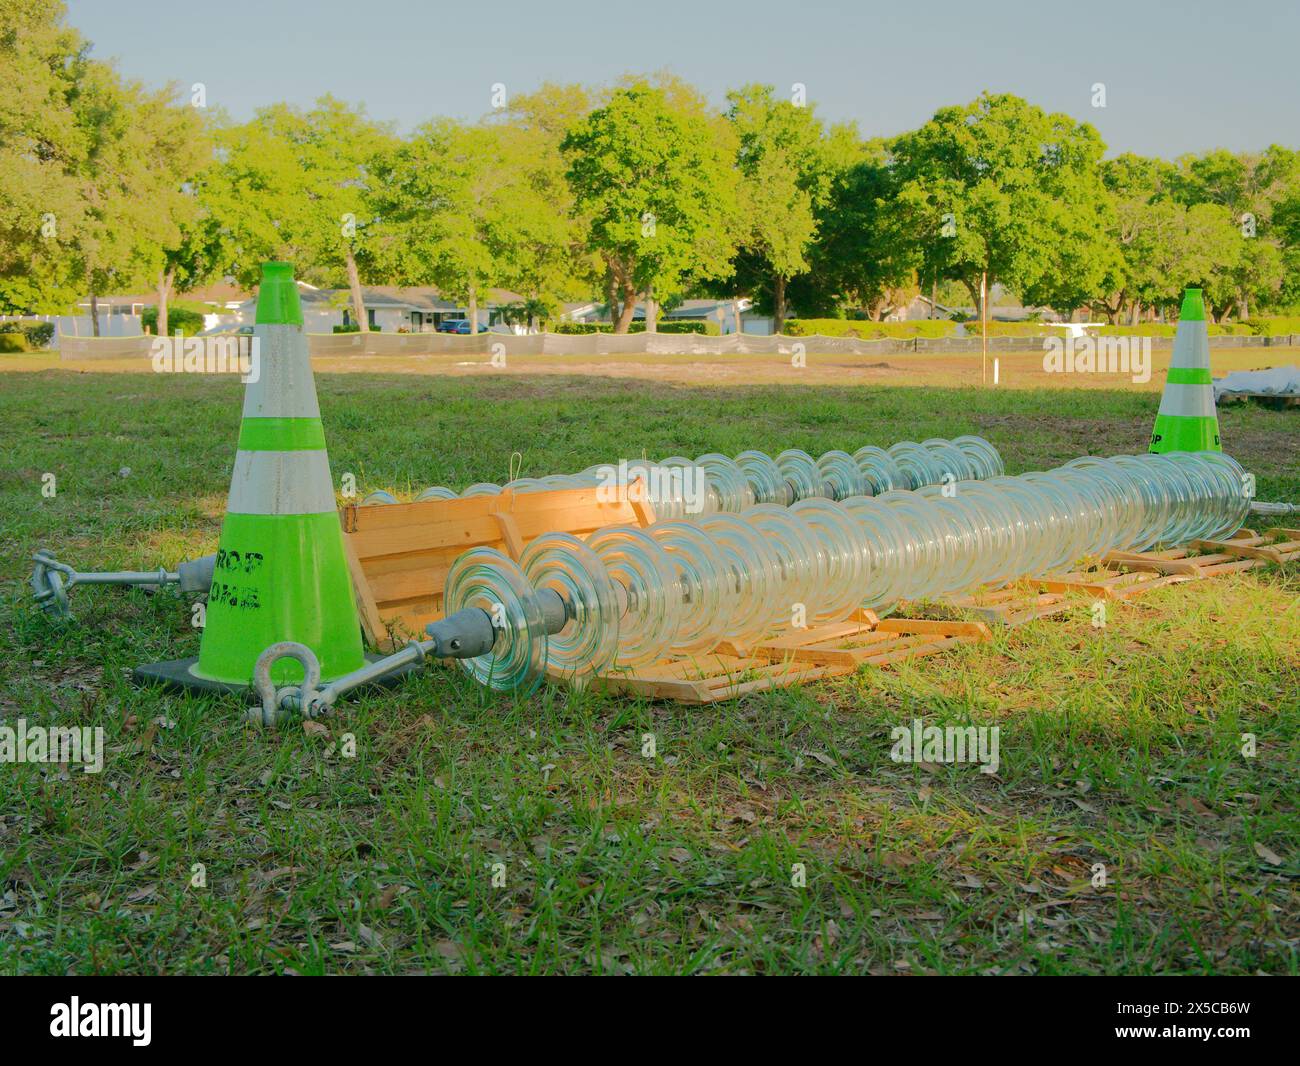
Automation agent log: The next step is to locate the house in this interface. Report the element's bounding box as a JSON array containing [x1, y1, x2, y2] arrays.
[[896, 287, 1076, 324], [562, 297, 763, 334], [231, 284, 526, 333]]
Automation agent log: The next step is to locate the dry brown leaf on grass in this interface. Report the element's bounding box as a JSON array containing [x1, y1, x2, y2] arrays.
[[302, 720, 329, 737], [376, 884, 404, 909], [1177, 794, 1214, 816], [1253, 842, 1283, 866]]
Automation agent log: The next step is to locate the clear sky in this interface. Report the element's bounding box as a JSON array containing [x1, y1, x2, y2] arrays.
[[66, 0, 1298, 158]]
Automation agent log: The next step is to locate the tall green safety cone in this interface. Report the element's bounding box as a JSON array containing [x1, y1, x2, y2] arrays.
[[1149, 288, 1221, 453], [135, 262, 366, 692]]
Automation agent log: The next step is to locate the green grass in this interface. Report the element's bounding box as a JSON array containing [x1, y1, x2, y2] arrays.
[[0, 369, 1297, 974]]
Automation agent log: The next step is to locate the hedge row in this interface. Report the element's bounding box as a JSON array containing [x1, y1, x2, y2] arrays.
[[141, 304, 208, 335], [784, 319, 958, 339], [551, 320, 720, 335], [0, 320, 55, 350], [962, 315, 1300, 338]]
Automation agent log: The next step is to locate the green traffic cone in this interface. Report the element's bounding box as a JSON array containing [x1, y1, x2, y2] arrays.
[[188, 262, 365, 686], [1149, 288, 1221, 453]]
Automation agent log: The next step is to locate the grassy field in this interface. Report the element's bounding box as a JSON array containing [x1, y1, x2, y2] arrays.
[[1, 361, 1297, 975]]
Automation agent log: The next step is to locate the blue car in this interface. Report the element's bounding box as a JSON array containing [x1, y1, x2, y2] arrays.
[[437, 319, 479, 334]]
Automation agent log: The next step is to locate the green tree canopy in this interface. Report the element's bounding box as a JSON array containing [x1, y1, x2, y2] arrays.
[[205, 97, 395, 329], [561, 81, 739, 332], [890, 93, 1116, 321]]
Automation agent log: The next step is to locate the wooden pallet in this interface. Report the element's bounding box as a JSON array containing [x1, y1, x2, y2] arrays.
[[596, 610, 992, 703], [924, 527, 1300, 622], [1048, 527, 1300, 597], [341, 483, 654, 650], [595, 651, 849, 703], [738, 609, 992, 666], [922, 582, 1073, 627]]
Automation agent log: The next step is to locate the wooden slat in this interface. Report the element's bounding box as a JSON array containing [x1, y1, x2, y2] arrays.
[[341, 483, 650, 651], [1190, 538, 1285, 564], [343, 530, 386, 648]]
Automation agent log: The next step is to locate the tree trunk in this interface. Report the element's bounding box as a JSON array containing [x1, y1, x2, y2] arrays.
[[930, 274, 937, 320], [468, 283, 479, 335], [157, 267, 174, 337], [732, 298, 742, 335], [1238, 291, 1250, 322], [644, 284, 657, 333], [605, 266, 621, 326], [90, 289, 100, 338], [960, 276, 982, 324], [614, 272, 638, 333], [345, 244, 368, 332], [773, 274, 787, 335]]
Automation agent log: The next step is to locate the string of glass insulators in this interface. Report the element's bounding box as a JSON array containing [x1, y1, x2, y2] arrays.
[[360, 435, 1006, 517], [439, 451, 1251, 693]]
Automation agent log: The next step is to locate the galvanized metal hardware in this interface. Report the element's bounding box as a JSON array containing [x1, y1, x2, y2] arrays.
[[30, 549, 216, 620]]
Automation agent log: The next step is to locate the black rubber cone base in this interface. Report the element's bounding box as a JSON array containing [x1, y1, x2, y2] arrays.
[[133, 652, 407, 697]]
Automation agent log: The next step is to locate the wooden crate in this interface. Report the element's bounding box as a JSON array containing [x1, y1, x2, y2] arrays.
[[341, 483, 654, 650]]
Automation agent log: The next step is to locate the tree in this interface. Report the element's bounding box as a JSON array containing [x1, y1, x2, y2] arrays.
[[0, 0, 88, 313], [795, 131, 922, 320], [489, 85, 593, 326], [373, 121, 513, 333], [561, 81, 738, 333], [69, 65, 209, 335], [1170, 147, 1299, 318], [890, 93, 1114, 323], [724, 85, 829, 333], [206, 97, 394, 330]]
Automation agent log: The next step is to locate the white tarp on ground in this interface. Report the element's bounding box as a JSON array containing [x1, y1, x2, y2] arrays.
[[1213, 365, 1300, 399]]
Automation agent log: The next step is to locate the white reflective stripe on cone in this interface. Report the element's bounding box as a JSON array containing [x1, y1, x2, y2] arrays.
[[242, 323, 322, 420], [226, 450, 337, 515], [1156, 383, 1217, 418], [1170, 320, 1211, 370]]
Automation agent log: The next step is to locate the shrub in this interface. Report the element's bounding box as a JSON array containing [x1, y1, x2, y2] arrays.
[[963, 320, 1059, 337], [332, 322, 381, 333], [1095, 321, 1268, 337], [23, 322, 54, 347], [550, 320, 719, 335], [630, 320, 718, 335], [785, 318, 957, 339], [142, 304, 207, 335], [1244, 315, 1300, 336], [0, 320, 55, 350]]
